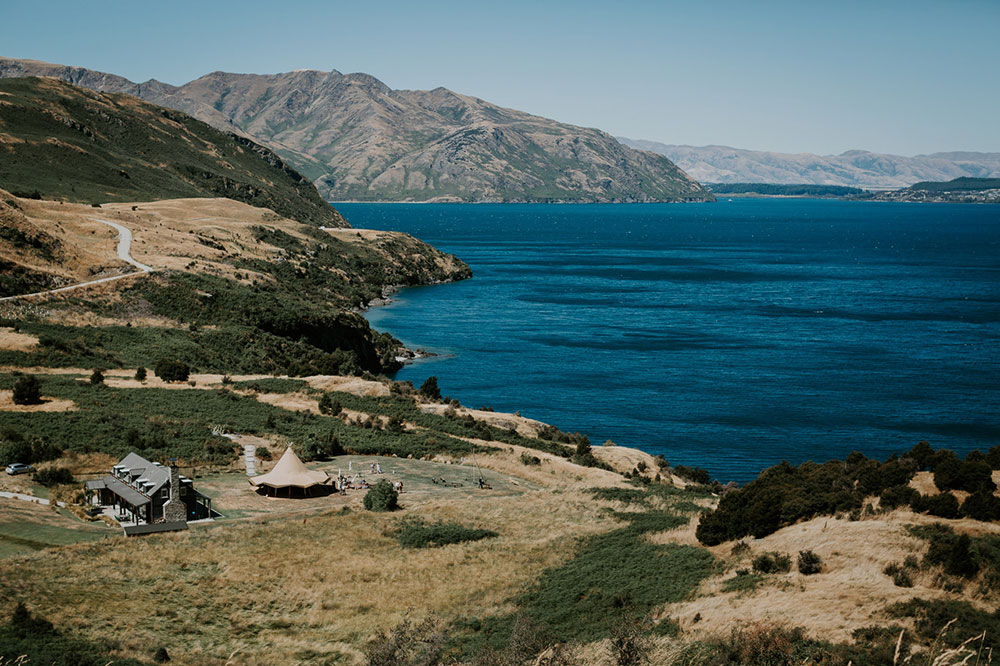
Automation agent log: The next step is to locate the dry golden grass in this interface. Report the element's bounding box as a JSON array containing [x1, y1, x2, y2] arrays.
[[0, 486, 616, 665], [658, 509, 1000, 645], [911, 470, 940, 495], [0, 327, 38, 352]]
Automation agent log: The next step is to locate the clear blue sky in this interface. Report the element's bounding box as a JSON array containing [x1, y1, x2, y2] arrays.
[[3, 0, 998, 155]]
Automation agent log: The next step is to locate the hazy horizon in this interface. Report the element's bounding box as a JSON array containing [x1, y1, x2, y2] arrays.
[[3, 0, 998, 156]]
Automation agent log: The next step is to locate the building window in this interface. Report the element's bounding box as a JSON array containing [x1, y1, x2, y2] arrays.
[[160, 487, 169, 500]]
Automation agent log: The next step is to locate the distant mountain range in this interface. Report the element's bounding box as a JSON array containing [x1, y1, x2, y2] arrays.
[[0, 57, 712, 203], [617, 138, 1000, 189]]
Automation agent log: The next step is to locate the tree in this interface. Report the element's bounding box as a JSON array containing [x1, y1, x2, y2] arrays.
[[154, 359, 189, 383], [364, 480, 399, 512], [419, 376, 441, 401], [12, 374, 41, 405], [797, 550, 822, 575], [90, 368, 104, 385], [318, 393, 341, 416], [134, 366, 147, 382]]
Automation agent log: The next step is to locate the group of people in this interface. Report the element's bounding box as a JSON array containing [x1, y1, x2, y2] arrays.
[[332, 461, 403, 496]]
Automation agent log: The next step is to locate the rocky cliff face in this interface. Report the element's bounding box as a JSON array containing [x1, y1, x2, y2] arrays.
[[617, 137, 1000, 189], [0, 57, 712, 203]]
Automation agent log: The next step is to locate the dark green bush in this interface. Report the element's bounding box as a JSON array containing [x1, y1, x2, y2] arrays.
[[419, 376, 441, 401], [255, 446, 272, 461], [318, 392, 342, 415], [696, 451, 921, 545], [797, 550, 822, 575], [986, 444, 1000, 470], [960, 488, 1000, 521], [911, 523, 994, 580], [89, 368, 104, 385], [34, 467, 75, 487], [888, 598, 1000, 652], [395, 520, 497, 548], [884, 562, 913, 587], [12, 373, 42, 405], [674, 465, 712, 484], [879, 484, 919, 510], [134, 366, 147, 382], [911, 492, 960, 519], [520, 452, 541, 466], [364, 480, 399, 512], [752, 552, 791, 574], [154, 359, 190, 383]]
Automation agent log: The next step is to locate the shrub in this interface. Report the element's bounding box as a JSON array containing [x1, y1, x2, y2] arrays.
[[696, 452, 919, 545], [154, 359, 190, 382], [134, 366, 147, 382], [386, 415, 405, 433], [395, 520, 497, 548], [879, 484, 919, 510], [89, 368, 104, 385], [520, 452, 541, 466], [34, 467, 75, 487], [960, 488, 1000, 521], [797, 550, 822, 575], [730, 541, 751, 558], [300, 435, 343, 461], [912, 492, 960, 519], [255, 446, 272, 461], [986, 444, 1000, 470], [12, 374, 42, 405], [752, 552, 791, 574], [153, 647, 170, 663], [318, 392, 342, 416], [573, 439, 599, 468], [419, 376, 441, 401], [884, 562, 913, 587], [914, 524, 987, 579], [364, 480, 399, 512], [674, 465, 712, 484]]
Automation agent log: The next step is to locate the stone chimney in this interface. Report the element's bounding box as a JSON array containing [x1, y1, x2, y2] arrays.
[[162, 459, 187, 523]]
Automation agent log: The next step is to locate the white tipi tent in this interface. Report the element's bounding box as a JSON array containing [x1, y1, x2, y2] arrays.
[[249, 447, 329, 497]]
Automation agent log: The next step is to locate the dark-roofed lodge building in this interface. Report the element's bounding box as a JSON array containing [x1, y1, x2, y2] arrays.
[[85, 453, 212, 527]]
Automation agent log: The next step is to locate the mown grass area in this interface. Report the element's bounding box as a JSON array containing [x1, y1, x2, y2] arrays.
[[0, 522, 111, 559], [458, 483, 714, 652]]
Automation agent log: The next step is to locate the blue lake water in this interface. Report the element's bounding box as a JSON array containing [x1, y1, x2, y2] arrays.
[[337, 200, 1000, 482]]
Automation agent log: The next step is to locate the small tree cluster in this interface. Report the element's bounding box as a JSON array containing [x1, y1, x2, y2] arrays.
[[12, 374, 42, 405], [419, 376, 441, 401], [796, 550, 822, 575], [318, 392, 342, 416], [34, 467, 75, 487], [752, 552, 791, 574], [154, 359, 190, 383], [364, 480, 399, 512]]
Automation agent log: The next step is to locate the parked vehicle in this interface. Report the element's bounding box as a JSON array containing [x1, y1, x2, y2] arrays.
[[4, 463, 34, 475]]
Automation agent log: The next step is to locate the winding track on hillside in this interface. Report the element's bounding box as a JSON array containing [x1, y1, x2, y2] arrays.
[[0, 218, 153, 302]]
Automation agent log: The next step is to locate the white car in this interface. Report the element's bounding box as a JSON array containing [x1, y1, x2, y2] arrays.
[[4, 463, 34, 475]]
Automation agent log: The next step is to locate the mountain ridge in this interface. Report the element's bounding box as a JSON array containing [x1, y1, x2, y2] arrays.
[[617, 137, 1000, 189], [0, 76, 346, 227], [0, 57, 712, 204]]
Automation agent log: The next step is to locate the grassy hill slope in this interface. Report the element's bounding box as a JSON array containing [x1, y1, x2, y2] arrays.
[[0, 76, 346, 227]]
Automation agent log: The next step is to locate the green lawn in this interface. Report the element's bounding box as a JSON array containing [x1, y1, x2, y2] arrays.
[[0, 521, 112, 559]]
